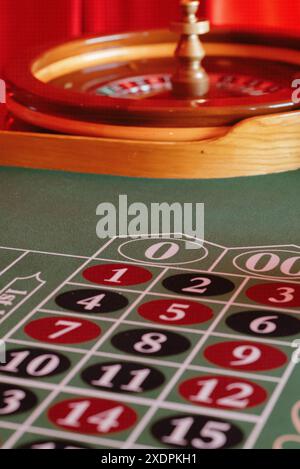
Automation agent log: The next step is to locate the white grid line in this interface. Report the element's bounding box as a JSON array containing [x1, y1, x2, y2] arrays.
[[2, 265, 170, 449], [66, 281, 229, 306], [122, 276, 252, 448], [0, 374, 261, 426], [244, 359, 297, 449], [0, 246, 91, 260], [0, 239, 299, 449], [0, 374, 57, 392], [1, 238, 115, 449], [93, 257, 300, 283], [1, 243, 300, 282], [18, 311, 299, 349], [7, 338, 88, 355], [39, 307, 119, 322], [207, 247, 229, 273], [0, 275, 46, 328], [0, 251, 29, 278], [0, 419, 154, 449], [2, 338, 282, 383], [66, 280, 300, 314], [0, 421, 19, 431], [186, 364, 280, 383], [0, 240, 112, 344], [0, 421, 147, 449]]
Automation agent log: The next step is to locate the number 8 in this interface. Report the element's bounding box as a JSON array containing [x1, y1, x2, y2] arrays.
[[134, 333, 167, 354]]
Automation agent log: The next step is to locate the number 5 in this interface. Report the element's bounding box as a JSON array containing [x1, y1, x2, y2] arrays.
[[192, 421, 231, 449], [160, 303, 189, 321]]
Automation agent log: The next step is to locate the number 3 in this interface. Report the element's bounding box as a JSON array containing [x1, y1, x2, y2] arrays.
[[269, 287, 295, 304], [0, 389, 25, 415]]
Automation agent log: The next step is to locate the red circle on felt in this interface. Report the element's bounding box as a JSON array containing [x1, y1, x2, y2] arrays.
[[83, 263, 153, 286], [24, 316, 101, 344], [138, 299, 213, 325], [246, 283, 300, 308], [179, 375, 268, 410], [48, 397, 137, 434], [204, 341, 287, 371]]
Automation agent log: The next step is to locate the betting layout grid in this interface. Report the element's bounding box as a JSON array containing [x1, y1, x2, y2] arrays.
[[0, 236, 299, 449]]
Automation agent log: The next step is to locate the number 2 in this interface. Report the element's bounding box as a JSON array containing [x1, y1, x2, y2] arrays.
[[182, 278, 211, 294]]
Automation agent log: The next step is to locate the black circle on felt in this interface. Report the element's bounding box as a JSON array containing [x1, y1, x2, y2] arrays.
[[162, 273, 235, 297], [17, 439, 90, 449], [55, 288, 129, 314], [81, 361, 166, 393], [0, 383, 38, 416], [0, 348, 71, 378], [226, 310, 300, 338], [151, 414, 244, 449], [111, 328, 191, 357]]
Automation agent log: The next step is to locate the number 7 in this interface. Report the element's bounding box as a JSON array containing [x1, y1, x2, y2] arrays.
[[48, 320, 82, 340]]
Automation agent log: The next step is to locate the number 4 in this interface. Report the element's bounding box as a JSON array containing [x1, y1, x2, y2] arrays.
[[57, 400, 124, 433], [77, 294, 105, 311], [88, 406, 124, 432]]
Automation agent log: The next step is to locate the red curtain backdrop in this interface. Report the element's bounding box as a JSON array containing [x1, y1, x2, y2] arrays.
[[0, 0, 300, 73], [0, 0, 81, 72], [208, 0, 300, 32], [83, 0, 180, 33]]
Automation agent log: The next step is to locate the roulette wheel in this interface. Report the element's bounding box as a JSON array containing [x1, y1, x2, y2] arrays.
[[1, 0, 300, 452], [2, 0, 300, 178]]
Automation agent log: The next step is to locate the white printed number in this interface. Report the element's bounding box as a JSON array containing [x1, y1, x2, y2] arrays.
[[292, 340, 300, 364], [77, 294, 105, 311], [269, 287, 295, 304], [0, 389, 26, 415], [159, 303, 189, 322], [163, 417, 230, 449]]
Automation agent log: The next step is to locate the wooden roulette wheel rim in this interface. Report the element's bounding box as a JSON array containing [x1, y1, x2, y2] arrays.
[[5, 29, 300, 142], [3, 25, 300, 179]]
